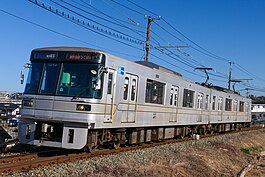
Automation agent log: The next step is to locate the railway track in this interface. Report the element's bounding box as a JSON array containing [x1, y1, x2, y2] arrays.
[[0, 125, 264, 175]]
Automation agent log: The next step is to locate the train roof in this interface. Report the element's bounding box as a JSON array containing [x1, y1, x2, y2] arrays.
[[32, 47, 105, 53], [135, 61, 182, 77]]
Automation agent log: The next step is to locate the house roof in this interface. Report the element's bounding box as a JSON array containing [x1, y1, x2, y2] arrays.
[[0, 126, 12, 139], [0, 103, 19, 111]]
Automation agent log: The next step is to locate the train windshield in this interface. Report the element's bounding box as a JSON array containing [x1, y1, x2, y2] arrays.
[[24, 62, 103, 99], [56, 63, 102, 98]]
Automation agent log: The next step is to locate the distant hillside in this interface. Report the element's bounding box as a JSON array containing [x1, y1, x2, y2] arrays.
[[249, 95, 265, 104]]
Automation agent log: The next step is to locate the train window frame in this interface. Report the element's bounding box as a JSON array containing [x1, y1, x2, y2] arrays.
[[197, 92, 203, 109], [131, 79, 137, 101], [233, 100, 238, 112], [217, 97, 223, 111], [123, 77, 129, 100], [145, 79, 165, 105], [205, 95, 209, 110], [170, 88, 174, 106], [245, 102, 249, 113], [239, 101, 244, 112], [182, 89, 195, 108], [107, 72, 113, 94], [170, 86, 179, 106], [225, 98, 232, 111], [174, 88, 179, 106], [212, 96, 216, 110]]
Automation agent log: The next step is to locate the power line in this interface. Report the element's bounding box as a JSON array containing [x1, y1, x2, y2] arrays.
[[0, 7, 143, 60], [234, 63, 265, 83], [50, 0, 144, 43], [58, 0, 146, 34], [28, 0, 144, 49], [96, 0, 145, 28], [109, 0, 145, 16]]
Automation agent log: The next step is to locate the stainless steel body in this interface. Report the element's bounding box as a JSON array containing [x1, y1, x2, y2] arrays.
[[19, 47, 251, 149]]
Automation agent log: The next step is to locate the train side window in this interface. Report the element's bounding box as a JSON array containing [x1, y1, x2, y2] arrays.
[[170, 88, 174, 105], [145, 79, 165, 104], [183, 89, 194, 108], [233, 100, 238, 111], [218, 97, 223, 110], [245, 102, 249, 113], [239, 101, 244, 112], [107, 73, 113, 94], [212, 96, 216, 110], [174, 88, 178, 106], [124, 77, 129, 100], [197, 93, 203, 109], [131, 79, 137, 101], [225, 98, 232, 111], [205, 95, 209, 110]]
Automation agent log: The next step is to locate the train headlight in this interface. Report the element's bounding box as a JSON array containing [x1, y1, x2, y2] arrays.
[[23, 99, 33, 107], [76, 104, 91, 111]]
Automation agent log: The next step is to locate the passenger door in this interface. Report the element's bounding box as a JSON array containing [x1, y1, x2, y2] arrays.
[[104, 69, 116, 122], [169, 86, 178, 122], [121, 73, 138, 123]]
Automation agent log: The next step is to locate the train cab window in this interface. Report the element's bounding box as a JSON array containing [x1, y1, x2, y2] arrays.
[[124, 77, 129, 100], [56, 63, 103, 99], [131, 79, 137, 101], [233, 100, 238, 112], [107, 73, 113, 94], [212, 96, 216, 110], [24, 62, 43, 94], [145, 79, 165, 104], [205, 95, 209, 110], [239, 101, 244, 112], [217, 97, 223, 111], [183, 89, 194, 108], [197, 93, 203, 109], [40, 63, 61, 95], [225, 98, 232, 111]]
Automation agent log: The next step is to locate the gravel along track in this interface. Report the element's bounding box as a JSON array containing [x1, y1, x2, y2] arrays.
[[4, 129, 265, 177]]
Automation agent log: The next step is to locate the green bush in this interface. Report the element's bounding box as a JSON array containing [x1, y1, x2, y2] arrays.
[[240, 146, 263, 154]]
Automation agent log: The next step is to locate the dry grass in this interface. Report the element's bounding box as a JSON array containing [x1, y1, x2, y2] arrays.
[[79, 129, 265, 177]]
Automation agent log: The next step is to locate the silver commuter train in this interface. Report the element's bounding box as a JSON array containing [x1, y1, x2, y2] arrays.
[[18, 47, 251, 150]]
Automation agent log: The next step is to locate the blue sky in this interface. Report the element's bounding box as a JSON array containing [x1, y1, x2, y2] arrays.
[[0, 0, 265, 96]]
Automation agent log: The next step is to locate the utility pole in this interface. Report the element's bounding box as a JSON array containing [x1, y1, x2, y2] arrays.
[[144, 15, 160, 62], [228, 61, 234, 90]]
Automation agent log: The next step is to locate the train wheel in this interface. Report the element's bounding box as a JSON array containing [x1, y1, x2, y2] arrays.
[[83, 145, 98, 153], [113, 141, 120, 149]]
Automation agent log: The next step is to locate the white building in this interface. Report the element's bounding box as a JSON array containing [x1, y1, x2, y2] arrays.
[[251, 104, 265, 122]]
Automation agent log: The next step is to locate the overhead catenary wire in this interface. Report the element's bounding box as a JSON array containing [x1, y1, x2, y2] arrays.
[[28, 0, 144, 49], [49, 0, 144, 43], [58, 0, 146, 34], [110, 0, 231, 81], [0, 7, 143, 60], [124, 0, 230, 62]]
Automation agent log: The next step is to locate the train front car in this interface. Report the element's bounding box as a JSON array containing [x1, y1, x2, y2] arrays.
[[18, 47, 108, 150]]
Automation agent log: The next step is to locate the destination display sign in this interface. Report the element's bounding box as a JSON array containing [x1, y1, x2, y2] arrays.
[[31, 50, 103, 64], [66, 52, 102, 63], [66, 52, 100, 61], [33, 52, 59, 60]]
